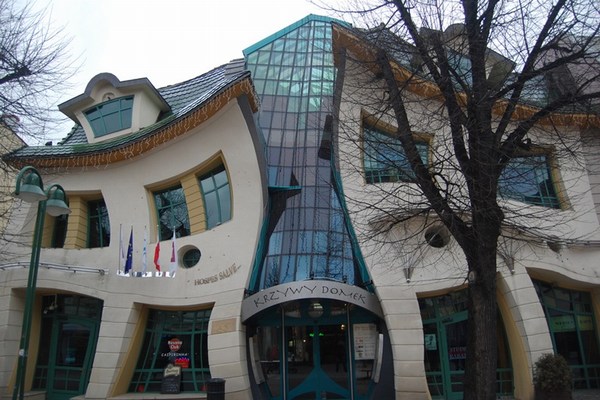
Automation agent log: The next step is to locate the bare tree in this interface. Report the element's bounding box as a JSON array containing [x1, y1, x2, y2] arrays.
[[330, 0, 600, 399], [0, 0, 74, 144]]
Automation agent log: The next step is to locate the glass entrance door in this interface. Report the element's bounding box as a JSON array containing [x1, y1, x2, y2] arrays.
[[253, 299, 382, 400], [287, 324, 350, 399], [33, 295, 103, 400], [45, 319, 98, 400], [443, 316, 468, 399], [420, 291, 514, 399], [422, 313, 467, 400]]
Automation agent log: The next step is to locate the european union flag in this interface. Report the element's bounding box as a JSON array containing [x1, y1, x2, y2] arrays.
[[124, 228, 133, 274]]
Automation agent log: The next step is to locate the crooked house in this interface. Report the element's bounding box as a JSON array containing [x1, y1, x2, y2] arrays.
[[1, 14, 600, 400]]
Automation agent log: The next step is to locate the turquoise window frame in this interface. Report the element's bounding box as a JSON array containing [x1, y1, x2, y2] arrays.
[[153, 185, 190, 240], [87, 199, 110, 248], [533, 280, 600, 389], [199, 165, 231, 229], [419, 291, 514, 399], [363, 124, 429, 184], [128, 309, 212, 393], [499, 154, 560, 209], [84, 96, 133, 137]]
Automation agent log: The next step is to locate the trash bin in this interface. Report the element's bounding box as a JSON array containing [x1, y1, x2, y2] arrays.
[[206, 378, 225, 400]]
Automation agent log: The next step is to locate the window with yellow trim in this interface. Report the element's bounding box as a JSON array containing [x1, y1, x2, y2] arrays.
[[499, 153, 560, 209]]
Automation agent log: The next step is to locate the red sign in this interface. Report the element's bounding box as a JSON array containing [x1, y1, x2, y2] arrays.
[[449, 346, 467, 360], [175, 357, 190, 368], [168, 338, 182, 352]]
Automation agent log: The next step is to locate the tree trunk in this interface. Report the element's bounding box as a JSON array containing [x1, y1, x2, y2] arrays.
[[462, 226, 500, 400]]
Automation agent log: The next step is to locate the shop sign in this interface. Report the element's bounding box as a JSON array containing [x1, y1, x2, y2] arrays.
[[161, 337, 190, 368], [550, 315, 575, 332], [551, 315, 594, 332], [241, 280, 383, 321], [161, 364, 181, 394], [449, 346, 466, 360], [578, 315, 593, 331]]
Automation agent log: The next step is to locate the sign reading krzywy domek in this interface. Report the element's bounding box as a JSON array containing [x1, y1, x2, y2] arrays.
[[241, 280, 383, 321]]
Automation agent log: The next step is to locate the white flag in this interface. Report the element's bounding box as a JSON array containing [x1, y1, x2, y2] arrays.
[[170, 228, 178, 276], [141, 226, 148, 274]]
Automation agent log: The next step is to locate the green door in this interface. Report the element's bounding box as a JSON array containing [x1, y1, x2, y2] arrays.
[[33, 295, 103, 399], [45, 318, 99, 400], [423, 312, 468, 400], [421, 291, 514, 398]]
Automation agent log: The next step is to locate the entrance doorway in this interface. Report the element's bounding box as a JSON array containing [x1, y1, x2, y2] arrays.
[[251, 299, 383, 400], [420, 291, 514, 399], [423, 312, 468, 399], [33, 295, 103, 400], [287, 324, 350, 399]]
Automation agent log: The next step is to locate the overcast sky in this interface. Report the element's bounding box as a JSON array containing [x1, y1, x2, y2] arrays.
[[34, 0, 339, 141]]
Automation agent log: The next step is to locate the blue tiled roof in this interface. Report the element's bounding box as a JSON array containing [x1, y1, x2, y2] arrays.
[[7, 59, 250, 159]]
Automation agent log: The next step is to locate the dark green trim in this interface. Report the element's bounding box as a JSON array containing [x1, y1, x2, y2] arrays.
[[330, 148, 374, 292], [247, 203, 271, 294]]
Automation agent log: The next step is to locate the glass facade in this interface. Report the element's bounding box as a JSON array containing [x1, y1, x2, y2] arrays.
[[244, 15, 371, 293]]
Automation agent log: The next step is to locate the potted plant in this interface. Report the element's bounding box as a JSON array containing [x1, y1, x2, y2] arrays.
[[533, 353, 573, 400]]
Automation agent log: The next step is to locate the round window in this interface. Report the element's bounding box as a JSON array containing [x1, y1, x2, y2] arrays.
[[424, 225, 450, 248], [182, 248, 201, 268]]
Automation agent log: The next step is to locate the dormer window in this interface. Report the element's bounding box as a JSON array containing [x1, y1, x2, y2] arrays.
[[84, 95, 134, 137]]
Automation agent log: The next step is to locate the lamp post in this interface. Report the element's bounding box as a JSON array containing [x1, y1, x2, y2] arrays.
[[12, 166, 71, 400]]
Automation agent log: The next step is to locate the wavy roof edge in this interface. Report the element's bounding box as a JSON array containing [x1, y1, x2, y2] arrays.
[[4, 58, 252, 161]]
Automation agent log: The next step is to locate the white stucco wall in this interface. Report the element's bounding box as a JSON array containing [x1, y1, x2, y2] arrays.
[[0, 98, 266, 399], [335, 53, 600, 400]]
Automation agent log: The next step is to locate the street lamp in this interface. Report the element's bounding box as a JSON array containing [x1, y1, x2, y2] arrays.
[[12, 166, 71, 400]]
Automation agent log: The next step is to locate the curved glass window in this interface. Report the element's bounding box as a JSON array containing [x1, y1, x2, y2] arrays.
[[499, 154, 560, 209], [51, 214, 68, 248], [84, 96, 133, 137], [88, 199, 110, 248], [153, 185, 190, 240], [199, 165, 231, 229], [364, 124, 429, 184], [129, 309, 212, 393], [533, 280, 600, 389]]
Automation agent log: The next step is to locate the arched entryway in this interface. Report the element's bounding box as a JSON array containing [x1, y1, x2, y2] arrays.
[[33, 294, 103, 400], [246, 297, 388, 400]]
